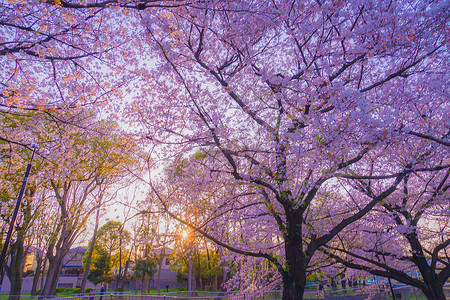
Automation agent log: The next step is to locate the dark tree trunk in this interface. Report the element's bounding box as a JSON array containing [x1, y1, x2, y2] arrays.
[[282, 212, 306, 300], [421, 274, 446, 300], [6, 239, 26, 300], [422, 286, 446, 300], [40, 257, 62, 297], [31, 253, 44, 297], [282, 242, 306, 300], [140, 276, 147, 294], [196, 253, 203, 291], [134, 278, 138, 293], [407, 232, 447, 300], [115, 246, 122, 291], [39, 249, 66, 298], [156, 247, 164, 294], [80, 202, 101, 294], [120, 260, 129, 292]]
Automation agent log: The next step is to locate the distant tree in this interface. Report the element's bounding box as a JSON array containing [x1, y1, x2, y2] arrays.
[[132, 257, 157, 293], [87, 249, 113, 286], [39, 114, 138, 298], [96, 221, 126, 257], [94, 221, 131, 271]]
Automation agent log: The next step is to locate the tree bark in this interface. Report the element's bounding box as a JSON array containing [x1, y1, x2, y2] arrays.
[[156, 247, 164, 294], [120, 259, 129, 292], [420, 272, 446, 300], [80, 200, 101, 294], [31, 252, 44, 297], [282, 242, 306, 300], [115, 242, 123, 291], [140, 276, 147, 294], [422, 285, 446, 300], [134, 277, 138, 293], [196, 252, 203, 291], [281, 210, 307, 300], [188, 257, 192, 297], [40, 253, 64, 298], [6, 239, 26, 300]]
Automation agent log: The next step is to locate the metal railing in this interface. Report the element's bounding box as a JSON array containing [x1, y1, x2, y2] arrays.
[[1, 284, 449, 300]]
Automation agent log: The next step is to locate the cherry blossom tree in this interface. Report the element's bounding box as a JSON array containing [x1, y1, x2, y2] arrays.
[[39, 116, 139, 297], [323, 159, 449, 299], [1, 0, 448, 299], [126, 1, 448, 299]]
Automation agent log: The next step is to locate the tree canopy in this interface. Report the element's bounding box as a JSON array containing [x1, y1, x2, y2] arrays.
[[0, 1, 448, 299]]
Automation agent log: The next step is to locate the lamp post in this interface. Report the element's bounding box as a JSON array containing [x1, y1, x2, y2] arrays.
[[0, 142, 38, 291]]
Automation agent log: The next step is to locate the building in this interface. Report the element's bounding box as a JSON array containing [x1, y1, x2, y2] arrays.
[[0, 247, 99, 293], [0, 246, 183, 294], [109, 247, 182, 291], [149, 247, 179, 289], [57, 246, 88, 289]]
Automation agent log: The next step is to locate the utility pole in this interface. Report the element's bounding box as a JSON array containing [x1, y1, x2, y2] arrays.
[[0, 143, 38, 291]]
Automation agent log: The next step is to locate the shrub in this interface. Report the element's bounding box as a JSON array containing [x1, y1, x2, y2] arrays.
[[62, 288, 80, 294]]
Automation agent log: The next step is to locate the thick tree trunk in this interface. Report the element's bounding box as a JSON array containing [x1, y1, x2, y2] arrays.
[[140, 276, 147, 294], [213, 274, 217, 291], [134, 278, 138, 293], [407, 232, 447, 300], [7, 239, 26, 300], [282, 211, 307, 300], [115, 246, 122, 291], [188, 257, 192, 297], [40, 253, 64, 298], [422, 278, 446, 300], [282, 243, 306, 300]]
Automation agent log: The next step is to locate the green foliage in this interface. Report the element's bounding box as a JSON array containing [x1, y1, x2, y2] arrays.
[[84, 220, 131, 272], [96, 221, 130, 256], [194, 151, 207, 160], [132, 257, 157, 280], [87, 249, 113, 285], [171, 250, 222, 279], [58, 288, 81, 295]]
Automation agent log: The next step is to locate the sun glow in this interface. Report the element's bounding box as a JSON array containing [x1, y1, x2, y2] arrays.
[[181, 230, 189, 239]]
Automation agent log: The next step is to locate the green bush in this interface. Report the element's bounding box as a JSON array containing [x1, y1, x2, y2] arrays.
[[84, 287, 93, 293], [176, 287, 187, 291], [62, 288, 80, 294], [56, 288, 65, 293], [34, 289, 41, 296]]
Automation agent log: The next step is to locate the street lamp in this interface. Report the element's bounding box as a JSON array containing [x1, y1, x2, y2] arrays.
[[0, 142, 38, 291]]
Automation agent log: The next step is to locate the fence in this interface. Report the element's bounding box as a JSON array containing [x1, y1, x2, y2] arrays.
[[0, 284, 449, 300]]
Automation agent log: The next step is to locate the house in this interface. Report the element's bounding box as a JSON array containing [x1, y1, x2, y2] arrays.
[[0, 246, 99, 293], [109, 247, 182, 291], [57, 246, 87, 289], [0, 246, 183, 294], [148, 247, 179, 289]]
